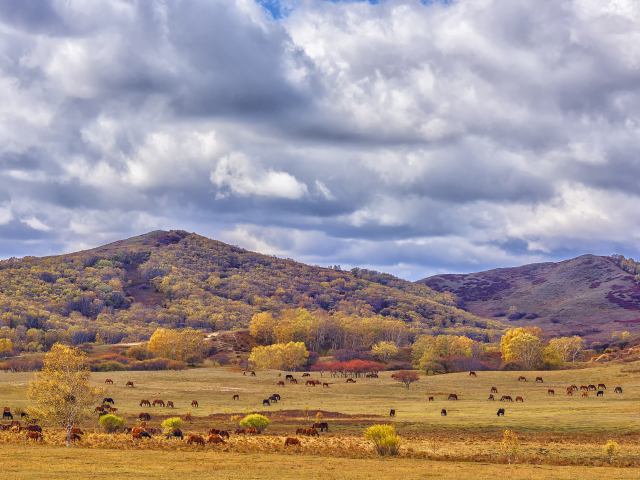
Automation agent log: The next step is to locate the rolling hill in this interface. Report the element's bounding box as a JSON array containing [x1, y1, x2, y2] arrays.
[[418, 254, 640, 340]]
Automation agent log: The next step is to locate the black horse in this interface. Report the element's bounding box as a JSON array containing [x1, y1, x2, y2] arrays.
[[102, 398, 114, 405], [2, 411, 13, 420], [497, 408, 505, 416], [166, 428, 183, 440], [263, 399, 271, 406]]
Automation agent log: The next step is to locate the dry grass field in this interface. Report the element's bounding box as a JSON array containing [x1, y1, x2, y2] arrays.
[[2, 359, 640, 477]]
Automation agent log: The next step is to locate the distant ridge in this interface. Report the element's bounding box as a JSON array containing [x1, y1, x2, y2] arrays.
[[418, 254, 640, 340]]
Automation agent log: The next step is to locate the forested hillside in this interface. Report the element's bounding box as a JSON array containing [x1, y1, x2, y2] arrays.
[[0, 230, 505, 353]]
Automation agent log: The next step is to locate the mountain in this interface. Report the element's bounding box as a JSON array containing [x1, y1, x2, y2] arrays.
[[0, 230, 505, 351], [418, 254, 640, 340]]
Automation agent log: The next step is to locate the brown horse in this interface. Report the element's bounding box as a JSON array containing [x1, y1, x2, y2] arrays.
[[501, 395, 513, 402], [208, 434, 225, 444], [191, 400, 199, 407], [187, 435, 205, 445], [548, 389, 555, 395], [535, 377, 543, 383], [232, 394, 240, 400], [126, 381, 134, 387], [140, 399, 151, 407], [517, 376, 527, 382], [104, 379, 113, 384], [277, 381, 285, 387], [323, 382, 330, 388], [166, 401, 174, 408], [469, 371, 477, 377], [285, 437, 301, 446], [515, 396, 524, 402]]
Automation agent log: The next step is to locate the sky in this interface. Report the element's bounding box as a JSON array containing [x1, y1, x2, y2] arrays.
[[1, 0, 640, 281]]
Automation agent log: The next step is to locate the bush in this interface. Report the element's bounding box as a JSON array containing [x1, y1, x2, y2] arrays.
[[125, 345, 150, 361], [166, 360, 187, 370], [500, 360, 527, 371], [99, 414, 126, 433], [604, 440, 618, 465], [364, 424, 401, 456], [239, 414, 271, 433], [97, 361, 127, 372], [209, 353, 231, 366], [386, 361, 414, 371], [161, 417, 183, 431]]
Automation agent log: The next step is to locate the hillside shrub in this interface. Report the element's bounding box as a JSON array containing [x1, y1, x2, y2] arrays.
[[209, 353, 231, 365], [166, 360, 187, 370], [161, 417, 183, 431], [99, 414, 126, 433], [364, 424, 401, 456], [386, 361, 413, 371], [239, 414, 271, 433], [500, 360, 527, 371], [97, 361, 127, 372]]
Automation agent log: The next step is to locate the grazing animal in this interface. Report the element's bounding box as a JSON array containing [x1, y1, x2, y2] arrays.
[[615, 387, 623, 393], [390, 409, 396, 417], [133, 431, 151, 439], [233, 394, 240, 400], [302, 373, 310, 377], [140, 399, 151, 407], [588, 385, 597, 391], [187, 435, 205, 445], [469, 371, 477, 377], [218, 430, 230, 439], [515, 396, 524, 402], [167, 401, 174, 408], [598, 383, 606, 390], [21, 412, 28, 419], [313, 422, 329, 432], [139, 412, 151, 421], [277, 381, 285, 387], [571, 385, 578, 391], [126, 381, 134, 387], [70, 433, 82, 442], [566, 388, 573, 396], [490, 387, 498, 393], [497, 408, 505, 416], [285, 437, 300, 446], [185, 413, 192, 421], [269, 395, 278, 403], [3, 407, 9, 412], [448, 394, 458, 400], [191, 400, 199, 407], [166, 428, 183, 440], [209, 428, 220, 435], [144, 427, 159, 434], [296, 428, 304, 434], [518, 376, 527, 382], [247, 427, 258, 435], [488, 394, 495, 400], [441, 409, 447, 416], [535, 377, 543, 383], [272, 394, 281, 401], [109, 407, 118, 413], [250, 371, 256, 376], [263, 399, 271, 406], [235, 428, 246, 435], [0, 424, 9, 430], [306, 380, 315, 386], [27, 425, 42, 433], [286, 375, 293, 380], [597, 390, 604, 397], [26, 431, 43, 442], [103, 397, 114, 405], [70, 427, 84, 435], [2, 411, 13, 420], [289, 378, 298, 384], [580, 385, 588, 391], [428, 396, 434, 401], [208, 434, 225, 444], [582, 391, 588, 397], [548, 389, 555, 395], [10, 420, 20, 426], [346, 378, 355, 383], [501, 396, 513, 402], [104, 379, 113, 384], [323, 382, 330, 388], [308, 428, 319, 437], [152, 399, 165, 407], [95, 406, 105, 413]]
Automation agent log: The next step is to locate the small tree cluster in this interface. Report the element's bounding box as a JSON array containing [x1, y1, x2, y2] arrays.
[[239, 414, 271, 433], [364, 424, 401, 456]]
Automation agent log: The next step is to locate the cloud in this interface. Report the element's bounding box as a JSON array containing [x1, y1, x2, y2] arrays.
[[1, 0, 640, 280]]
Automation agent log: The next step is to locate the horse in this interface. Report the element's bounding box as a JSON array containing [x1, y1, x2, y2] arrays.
[[250, 371, 256, 376], [286, 375, 293, 380], [185, 413, 192, 421], [152, 399, 165, 407], [285, 437, 301, 446], [441, 409, 447, 416], [447, 394, 458, 400], [501, 396, 513, 402], [488, 394, 495, 400], [139, 412, 151, 421], [497, 408, 505, 416], [469, 371, 477, 377], [566, 387, 573, 396], [580, 385, 588, 391], [140, 399, 151, 407], [166, 428, 183, 440], [235, 428, 246, 434], [2, 411, 13, 420], [289, 378, 298, 384], [548, 389, 555, 395], [247, 427, 258, 435], [346, 378, 356, 383], [187, 435, 205, 445], [208, 434, 225, 444], [302, 373, 310, 377], [104, 379, 113, 384], [70, 427, 84, 435], [218, 430, 230, 439], [126, 381, 134, 387], [518, 376, 527, 382], [322, 382, 330, 388], [167, 401, 174, 408], [133, 431, 151, 439], [277, 381, 285, 387], [272, 394, 281, 401], [233, 394, 240, 400], [313, 422, 329, 432], [535, 377, 543, 383], [490, 387, 498, 393], [26, 431, 43, 442], [69, 433, 82, 442], [263, 399, 271, 406], [306, 380, 316, 386], [614, 387, 623, 393], [191, 400, 198, 407], [428, 396, 434, 401], [598, 383, 606, 390], [269, 395, 278, 403], [588, 385, 597, 391], [597, 390, 604, 397], [308, 428, 319, 437], [582, 392, 588, 398], [102, 397, 114, 405], [389, 409, 396, 417], [515, 396, 524, 402]]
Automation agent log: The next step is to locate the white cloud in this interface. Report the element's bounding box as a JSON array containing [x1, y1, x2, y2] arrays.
[[20, 216, 51, 231]]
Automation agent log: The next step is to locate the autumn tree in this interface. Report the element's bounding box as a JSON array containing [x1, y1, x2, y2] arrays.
[[500, 328, 544, 369], [27, 343, 104, 446], [147, 328, 205, 362], [371, 341, 398, 363], [393, 370, 420, 389], [248, 342, 309, 371], [249, 312, 276, 344], [548, 336, 585, 362]]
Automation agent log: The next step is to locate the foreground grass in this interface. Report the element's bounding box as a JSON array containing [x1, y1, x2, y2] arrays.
[[0, 445, 637, 479]]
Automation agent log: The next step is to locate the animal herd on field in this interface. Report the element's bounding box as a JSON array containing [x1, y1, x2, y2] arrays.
[[0, 371, 627, 446]]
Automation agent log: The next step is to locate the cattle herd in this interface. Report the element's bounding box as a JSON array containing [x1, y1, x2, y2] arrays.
[[0, 371, 627, 447]]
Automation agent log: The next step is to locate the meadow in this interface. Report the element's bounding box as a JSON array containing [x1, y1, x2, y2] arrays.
[[2, 359, 640, 477]]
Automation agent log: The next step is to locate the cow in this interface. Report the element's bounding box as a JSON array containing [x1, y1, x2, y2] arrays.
[[302, 373, 310, 377], [588, 385, 597, 391], [233, 394, 240, 400], [166, 428, 183, 440], [306, 380, 315, 386], [313, 422, 329, 432], [191, 400, 199, 407], [346, 378, 356, 383], [501, 396, 513, 402], [139, 412, 151, 421], [598, 384, 606, 390], [597, 390, 604, 397], [469, 371, 477, 377], [488, 394, 495, 400], [167, 401, 174, 408], [614, 387, 623, 393], [322, 383, 330, 388], [518, 376, 527, 382], [548, 389, 555, 395], [289, 378, 298, 384], [448, 394, 458, 400], [285, 437, 301, 446], [208, 434, 225, 444], [26, 431, 43, 442], [247, 427, 258, 435], [185, 413, 192, 421], [104, 379, 113, 384], [103, 397, 114, 405], [515, 396, 524, 402], [441, 409, 447, 416], [277, 381, 285, 387], [126, 381, 134, 387], [140, 399, 151, 407], [235, 428, 246, 435], [490, 387, 498, 393], [497, 408, 505, 416], [390, 409, 396, 417], [263, 399, 271, 407], [535, 377, 543, 383], [582, 392, 588, 398], [152, 399, 165, 407], [428, 396, 434, 401]]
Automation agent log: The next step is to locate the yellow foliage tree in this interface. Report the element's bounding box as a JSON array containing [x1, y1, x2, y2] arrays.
[[249, 312, 276, 344], [371, 341, 399, 363], [147, 328, 205, 361], [548, 336, 585, 362], [0, 338, 13, 356], [249, 342, 309, 371]]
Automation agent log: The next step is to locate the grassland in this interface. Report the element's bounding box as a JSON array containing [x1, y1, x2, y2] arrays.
[[2, 360, 640, 477]]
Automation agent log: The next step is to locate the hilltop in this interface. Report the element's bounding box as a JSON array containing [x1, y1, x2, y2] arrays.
[[418, 254, 640, 341], [0, 230, 505, 351]]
